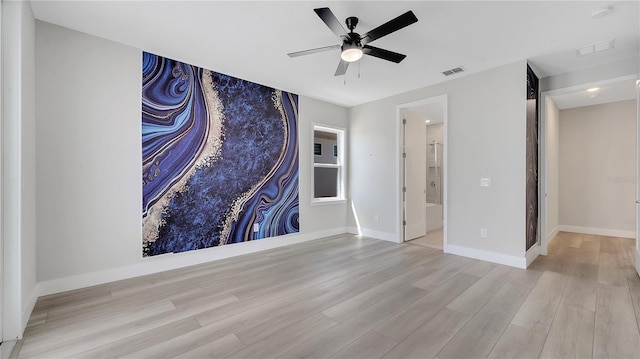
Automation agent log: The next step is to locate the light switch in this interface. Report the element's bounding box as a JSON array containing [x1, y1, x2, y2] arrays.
[[253, 223, 260, 232], [480, 177, 492, 187]]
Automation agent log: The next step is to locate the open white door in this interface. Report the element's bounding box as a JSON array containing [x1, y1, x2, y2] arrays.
[[403, 111, 427, 241], [636, 79, 640, 278]]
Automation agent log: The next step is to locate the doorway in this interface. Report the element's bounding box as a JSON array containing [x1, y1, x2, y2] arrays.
[[399, 95, 448, 250], [539, 76, 638, 262]]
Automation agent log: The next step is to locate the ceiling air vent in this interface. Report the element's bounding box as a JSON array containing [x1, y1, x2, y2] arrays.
[[576, 38, 614, 56], [442, 67, 464, 76]]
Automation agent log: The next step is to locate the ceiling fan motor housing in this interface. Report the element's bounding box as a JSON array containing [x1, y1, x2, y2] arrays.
[[345, 16, 359, 31]]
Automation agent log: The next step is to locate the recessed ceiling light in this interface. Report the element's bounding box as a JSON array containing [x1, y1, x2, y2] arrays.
[[590, 7, 612, 19], [587, 87, 600, 92], [425, 120, 431, 124]]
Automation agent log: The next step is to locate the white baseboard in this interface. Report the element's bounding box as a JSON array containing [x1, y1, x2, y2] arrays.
[[37, 227, 348, 297], [526, 244, 540, 268], [546, 226, 560, 243], [445, 244, 526, 269], [21, 286, 40, 336], [348, 227, 400, 243], [558, 225, 635, 239]]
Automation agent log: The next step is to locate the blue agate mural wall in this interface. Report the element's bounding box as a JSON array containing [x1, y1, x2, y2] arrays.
[[142, 52, 299, 257]]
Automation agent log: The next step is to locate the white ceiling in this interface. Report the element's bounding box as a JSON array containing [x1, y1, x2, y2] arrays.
[[30, 1, 640, 107], [550, 80, 638, 110], [406, 102, 445, 124]]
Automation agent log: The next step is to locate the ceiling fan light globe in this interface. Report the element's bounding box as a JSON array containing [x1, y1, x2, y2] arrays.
[[341, 48, 363, 62]]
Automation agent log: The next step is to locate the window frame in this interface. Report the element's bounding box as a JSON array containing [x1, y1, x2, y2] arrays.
[[312, 124, 346, 205]]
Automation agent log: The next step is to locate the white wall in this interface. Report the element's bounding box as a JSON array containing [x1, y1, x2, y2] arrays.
[[349, 61, 528, 267], [559, 100, 637, 236], [35, 21, 348, 295], [545, 97, 560, 240], [2, 0, 37, 340]]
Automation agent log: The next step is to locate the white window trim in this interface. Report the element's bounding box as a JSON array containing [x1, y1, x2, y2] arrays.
[[312, 124, 346, 205]]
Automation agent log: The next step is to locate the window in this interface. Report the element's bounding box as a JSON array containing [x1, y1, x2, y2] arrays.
[[313, 125, 345, 203]]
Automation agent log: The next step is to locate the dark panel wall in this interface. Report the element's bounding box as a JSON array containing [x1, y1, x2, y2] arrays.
[[526, 65, 539, 251]]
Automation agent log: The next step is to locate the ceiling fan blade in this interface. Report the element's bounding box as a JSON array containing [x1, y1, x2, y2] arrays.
[[334, 59, 350, 76], [288, 44, 340, 58], [314, 7, 349, 39], [361, 11, 418, 45], [363, 45, 407, 63]]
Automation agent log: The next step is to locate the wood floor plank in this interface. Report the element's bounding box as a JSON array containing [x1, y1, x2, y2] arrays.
[[120, 318, 245, 359], [582, 233, 601, 241], [233, 285, 355, 346], [446, 268, 507, 316], [504, 267, 543, 289], [539, 303, 594, 359], [19, 300, 177, 357], [576, 239, 600, 265], [322, 270, 423, 321], [31, 285, 112, 315], [599, 235, 621, 253], [562, 232, 583, 249], [561, 262, 598, 311], [193, 284, 324, 327], [172, 333, 246, 359], [510, 271, 566, 334], [328, 330, 397, 359], [436, 282, 531, 359], [461, 260, 497, 277], [593, 284, 640, 359], [412, 257, 472, 291], [374, 273, 479, 342], [25, 312, 47, 328], [65, 317, 201, 358], [382, 308, 470, 359], [487, 324, 546, 359], [277, 284, 428, 359], [628, 277, 640, 334], [226, 313, 338, 359], [598, 252, 629, 287]]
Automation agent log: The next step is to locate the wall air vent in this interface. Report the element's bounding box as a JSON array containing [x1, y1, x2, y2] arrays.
[[442, 67, 465, 76]]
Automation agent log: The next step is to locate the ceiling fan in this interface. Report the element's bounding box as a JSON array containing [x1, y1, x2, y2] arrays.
[[288, 7, 418, 76]]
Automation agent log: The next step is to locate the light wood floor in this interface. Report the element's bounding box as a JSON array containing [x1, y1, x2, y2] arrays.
[[407, 228, 444, 250], [14, 232, 640, 359]]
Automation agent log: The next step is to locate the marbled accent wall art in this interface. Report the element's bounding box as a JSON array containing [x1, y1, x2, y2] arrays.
[[141, 52, 299, 257]]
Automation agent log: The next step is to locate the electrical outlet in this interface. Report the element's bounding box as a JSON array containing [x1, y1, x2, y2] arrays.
[[480, 227, 488, 238], [374, 215, 380, 223]]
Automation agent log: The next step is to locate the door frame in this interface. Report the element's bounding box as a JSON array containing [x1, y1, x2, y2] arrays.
[[539, 74, 639, 256], [396, 94, 448, 248], [635, 78, 640, 278]]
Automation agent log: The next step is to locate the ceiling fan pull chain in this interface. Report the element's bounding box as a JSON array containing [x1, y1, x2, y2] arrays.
[[344, 73, 347, 85], [358, 61, 361, 79]]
